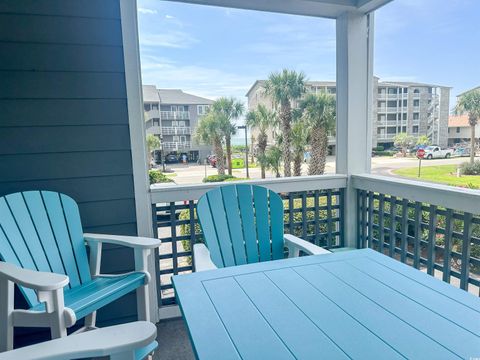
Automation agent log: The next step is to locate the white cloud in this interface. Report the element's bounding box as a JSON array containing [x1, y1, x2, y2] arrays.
[[165, 15, 174, 19], [140, 31, 199, 49], [140, 55, 257, 101], [138, 7, 158, 15]]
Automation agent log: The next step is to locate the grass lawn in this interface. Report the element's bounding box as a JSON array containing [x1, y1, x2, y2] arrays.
[[393, 165, 480, 189]]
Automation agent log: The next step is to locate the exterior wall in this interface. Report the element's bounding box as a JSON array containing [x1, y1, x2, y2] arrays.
[[0, 0, 139, 343], [144, 93, 212, 161], [448, 125, 480, 145]]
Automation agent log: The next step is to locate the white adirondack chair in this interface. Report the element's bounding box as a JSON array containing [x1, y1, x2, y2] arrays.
[[0, 191, 161, 352], [0, 321, 158, 360]]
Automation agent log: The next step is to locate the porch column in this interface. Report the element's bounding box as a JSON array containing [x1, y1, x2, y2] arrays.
[[335, 11, 374, 248]]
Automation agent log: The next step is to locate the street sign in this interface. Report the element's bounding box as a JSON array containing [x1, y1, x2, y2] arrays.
[[416, 148, 425, 159]]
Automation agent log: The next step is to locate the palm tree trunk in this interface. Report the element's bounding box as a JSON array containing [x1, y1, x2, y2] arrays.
[[250, 134, 255, 163], [293, 152, 302, 176], [281, 102, 292, 177], [214, 140, 225, 175], [309, 127, 328, 175], [226, 135, 232, 175], [471, 124, 476, 165], [258, 133, 267, 179]]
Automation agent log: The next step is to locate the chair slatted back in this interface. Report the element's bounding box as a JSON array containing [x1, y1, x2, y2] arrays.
[[197, 184, 284, 268], [0, 191, 91, 307]]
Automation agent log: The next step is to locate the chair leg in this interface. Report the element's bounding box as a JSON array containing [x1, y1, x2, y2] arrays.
[[136, 284, 150, 322], [84, 311, 97, 329], [48, 289, 67, 339], [0, 279, 14, 351]]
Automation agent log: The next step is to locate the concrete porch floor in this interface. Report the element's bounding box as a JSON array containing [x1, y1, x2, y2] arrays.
[[155, 318, 195, 360]]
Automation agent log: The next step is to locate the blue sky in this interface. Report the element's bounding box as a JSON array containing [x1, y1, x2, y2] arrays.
[[137, 0, 479, 108]]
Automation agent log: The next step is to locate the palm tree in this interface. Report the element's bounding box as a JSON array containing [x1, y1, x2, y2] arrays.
[[246, 104, 276, 178], [299, 93, 336, 175], [211, 97, 244, 175], [263, 69, 306, 177], [195, 112, 226, 175], [265, 145, 282, 178], [456, 89, 480, 165], [291, 120, 309, 176], [146, 134, 161, 169]]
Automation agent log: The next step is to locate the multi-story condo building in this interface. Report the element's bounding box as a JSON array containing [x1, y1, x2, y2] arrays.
[[448, 86, 480, 146], [143, 85, 213, 162], [246, 78, 450, 149]]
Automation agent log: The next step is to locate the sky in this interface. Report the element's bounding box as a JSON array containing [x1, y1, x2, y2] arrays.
[[137, 0, 480, 109]]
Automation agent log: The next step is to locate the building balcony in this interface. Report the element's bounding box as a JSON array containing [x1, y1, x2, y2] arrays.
[[162, 141, 191, 150], [377, 133, 397, 140], [160, 111, 190, 120], [161, 126, 191, 135], [377, 93, 400, 99], [377, 107, 399, 113], [377, 120, 400, 126], [150, 174, 480, 358]]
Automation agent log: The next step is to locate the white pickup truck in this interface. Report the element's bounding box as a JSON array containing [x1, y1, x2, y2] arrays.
[[423, 146, 454, 159]]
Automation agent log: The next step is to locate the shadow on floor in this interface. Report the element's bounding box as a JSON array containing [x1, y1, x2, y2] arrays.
[[155, 318, 195, 360]]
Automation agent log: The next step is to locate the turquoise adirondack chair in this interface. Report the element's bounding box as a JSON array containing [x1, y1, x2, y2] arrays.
[[194, 184, 330, 271], [0, 191, 160, 352]]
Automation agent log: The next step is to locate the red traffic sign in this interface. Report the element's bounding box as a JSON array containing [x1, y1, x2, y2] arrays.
[[416, 148, 425, 159]]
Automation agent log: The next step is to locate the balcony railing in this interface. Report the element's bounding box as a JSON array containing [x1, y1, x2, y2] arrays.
[[377, 133, 396, 140], [151, 175, 347, 305], [352, 174, 480, 295], [160, 111, 190, 120], [162, 141, 191, 150], [161, 126, 191, 135]]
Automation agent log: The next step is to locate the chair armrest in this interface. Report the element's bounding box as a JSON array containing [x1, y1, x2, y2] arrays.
[[284, 234, 331, 257], [0, 262, 69, 291], [0, 321, 157, 360], [84, 233, 161, 249], [193, 244, 218, 272]]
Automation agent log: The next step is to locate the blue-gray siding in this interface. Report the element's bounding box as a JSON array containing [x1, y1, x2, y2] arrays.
[[0, 0, 140, 342]]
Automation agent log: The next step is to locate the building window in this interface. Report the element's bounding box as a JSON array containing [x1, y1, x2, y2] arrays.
[[153, 118, 160, 126], [413, 88, 420, 94], [413, 113, 419, 120], [173, 136, 179, 142], [378, 88, 385, 94], [172, 121, 178, 126], [402, 126, 406, 132], [403, 100, 407, 107], [456, 127, 460, 133], [178, 121, 185, 127], [403, 88, 408, 93], [144, 104, 151, 111], [378, 101, 385, 107], [413, 126, 418, 133], [403, 113, 407, 120], [378, 114, 385, 121], [413, 99, 420, 107], [171, 105, 187, 112], [387, 114, 396, 121], [152, 104, 159, 110], [388, 88, 397, 95], [387, 100, 397, 107], [197, 105, 210, 115]]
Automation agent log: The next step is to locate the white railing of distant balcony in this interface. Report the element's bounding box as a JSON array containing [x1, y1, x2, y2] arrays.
[[150, 174, 348, 307], [160, 111, 190, 120], [377, 107, 399, 114], [161, 126, 191, 135], [377, 133, 397, 140], [162, 141, 191, 150], [352, 174, 480, 296]]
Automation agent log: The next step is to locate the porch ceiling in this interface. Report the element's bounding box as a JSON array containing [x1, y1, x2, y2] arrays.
[[164, 0, 393, 18]]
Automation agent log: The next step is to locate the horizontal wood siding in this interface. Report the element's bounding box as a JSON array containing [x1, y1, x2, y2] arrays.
[[0, 0, 139, 342]]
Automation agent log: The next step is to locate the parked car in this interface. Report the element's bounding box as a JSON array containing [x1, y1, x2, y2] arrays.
[[423, 146, 454, 159], [453, 147, 471, 157], [165, 154, 178, 163]]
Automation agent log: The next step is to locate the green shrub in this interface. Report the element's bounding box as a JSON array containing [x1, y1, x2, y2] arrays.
[[460, 161, 480, 175], [202, 174, 235, 183], [224, 177, 248, 182], [149, 170, 174, 184], [374, 146, 384, 151], [231, 158, 245, 169]]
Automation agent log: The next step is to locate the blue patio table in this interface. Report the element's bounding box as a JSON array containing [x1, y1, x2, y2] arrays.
[[172, 248, 480, 360]]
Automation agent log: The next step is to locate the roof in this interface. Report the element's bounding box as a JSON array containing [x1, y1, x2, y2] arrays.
[[142, 85, 160, 103], [167, 0, 393, 19], [378, 81, 451, 88], [157, 89, 213, 105], [457, 86, 480, 98], [142, 86, 213, 105], [448, 114, 470, 128]]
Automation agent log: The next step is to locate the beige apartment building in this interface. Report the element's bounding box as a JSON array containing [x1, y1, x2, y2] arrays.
[[246, 78, 451, 150]]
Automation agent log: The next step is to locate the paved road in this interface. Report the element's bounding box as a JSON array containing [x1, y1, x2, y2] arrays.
[[159, 155, 474, 185]]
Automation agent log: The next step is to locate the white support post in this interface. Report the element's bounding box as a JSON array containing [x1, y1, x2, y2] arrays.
[[336, 11, 374, 248], [0, 279, 14, 351], [120, 0, 159, 323]]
